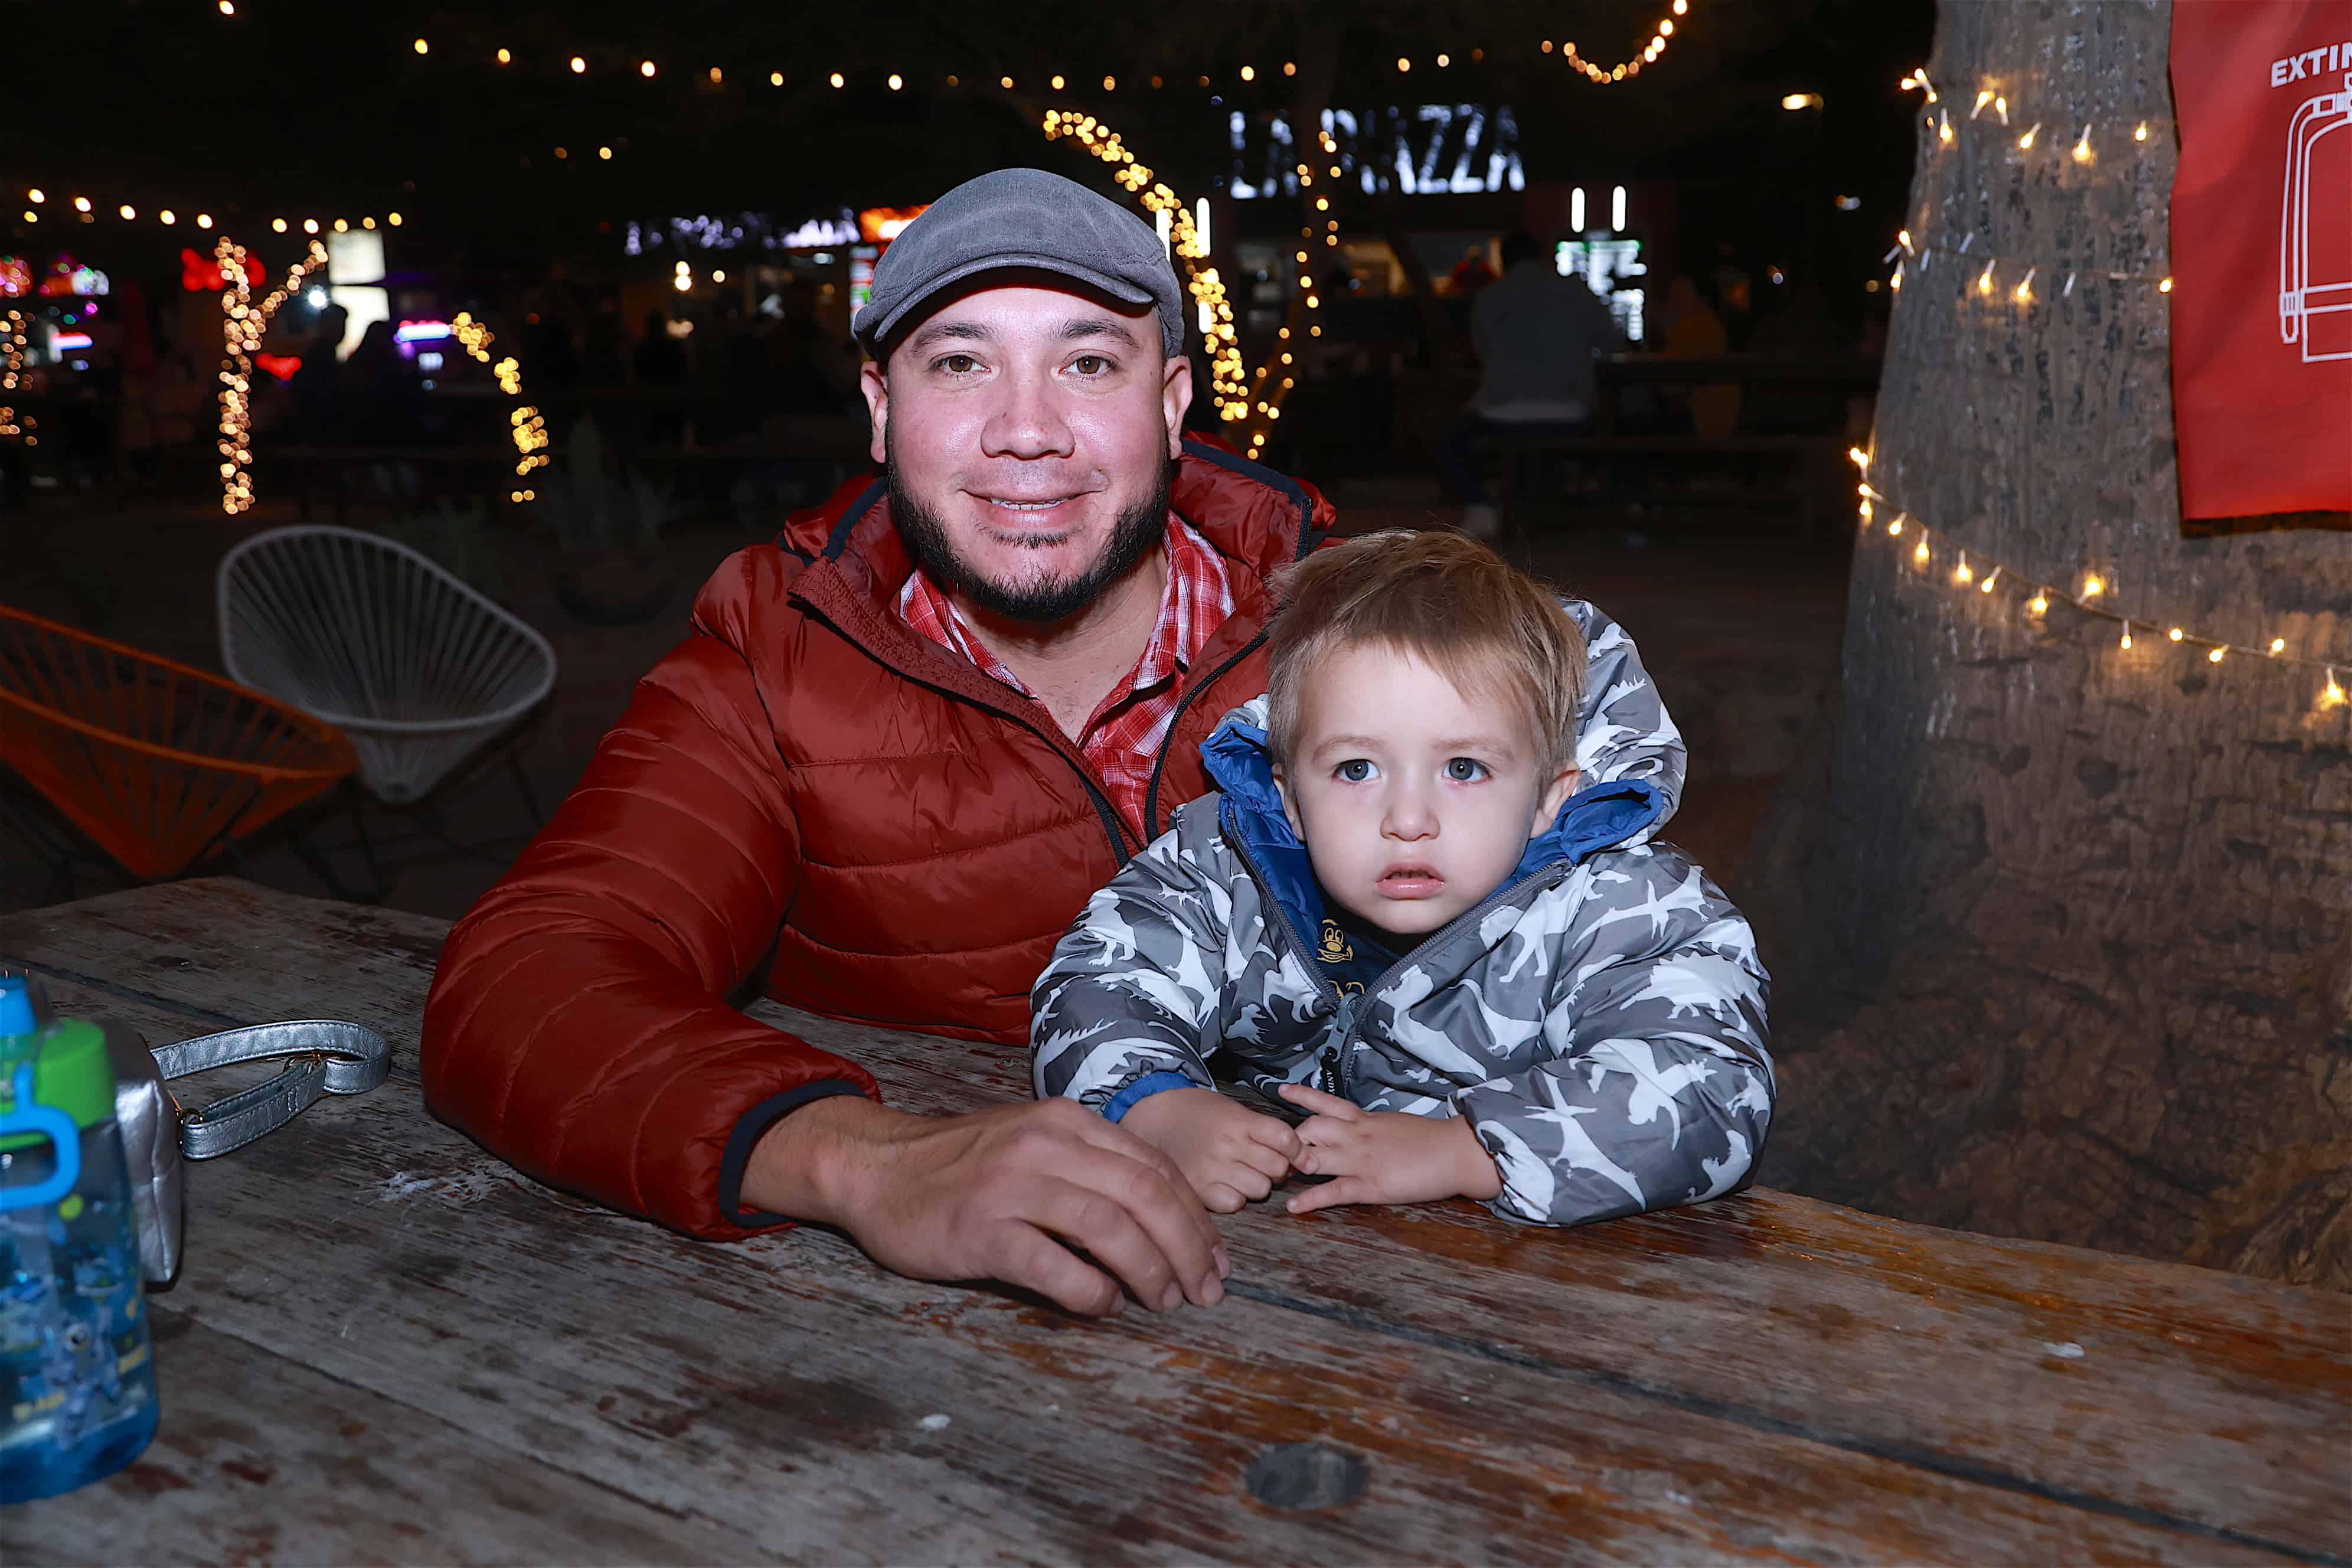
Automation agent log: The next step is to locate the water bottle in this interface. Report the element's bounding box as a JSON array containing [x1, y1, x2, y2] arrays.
[[0, 974, 159, 1502]]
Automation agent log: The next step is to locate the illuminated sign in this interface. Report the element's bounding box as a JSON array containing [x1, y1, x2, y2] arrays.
[[1231, 105, 1525, 199], [326, 230, 386, 285], [622, 208, 861, 254], [394, 319, 453, 342], [1557, 239, 1649, 344], [858, 204, 929, 243], [35, 257, 110, 298], [51, 331, 94, 351]]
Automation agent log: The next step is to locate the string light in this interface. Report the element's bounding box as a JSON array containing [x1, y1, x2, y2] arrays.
[[1853, 457, 2347, 714], [1, 309, 33, 445], [214, 234, 328, 515], [451, 312, 551, 494], [1044, 109, 1249, 425]]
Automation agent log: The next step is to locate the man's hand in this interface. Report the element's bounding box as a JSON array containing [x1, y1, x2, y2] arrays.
[[1118, 1086, 1304, 1213], [739, 1096, 1228, 1318], [1277, 1084, 1503, 1214]]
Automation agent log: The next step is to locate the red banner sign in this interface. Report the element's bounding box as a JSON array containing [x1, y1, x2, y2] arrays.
[[2169, 0, 2352, 525]]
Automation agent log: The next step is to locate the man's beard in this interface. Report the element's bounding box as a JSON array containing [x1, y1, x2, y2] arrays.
[[887, 437, 1171, 626]]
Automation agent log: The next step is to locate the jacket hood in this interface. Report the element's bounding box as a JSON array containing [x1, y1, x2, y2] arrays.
[[1200, 694, 1666, 946], [775, 435, 1335, 593]]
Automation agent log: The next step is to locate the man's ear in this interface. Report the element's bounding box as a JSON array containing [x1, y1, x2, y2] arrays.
[[1530, 767, 1580, 840], [1162, 351, 1194, 462], [1271, 760, 1306, 841], [860, 360, 890, 466]]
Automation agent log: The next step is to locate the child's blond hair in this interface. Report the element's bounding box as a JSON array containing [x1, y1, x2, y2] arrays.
[[1264, 529, 1587, 775]]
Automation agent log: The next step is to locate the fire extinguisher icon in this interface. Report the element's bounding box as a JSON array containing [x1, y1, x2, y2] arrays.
[[2279, 72, 2352, 362]]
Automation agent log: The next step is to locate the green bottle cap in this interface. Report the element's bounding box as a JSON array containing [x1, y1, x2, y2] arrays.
[[0, 1018, 115, 1152]]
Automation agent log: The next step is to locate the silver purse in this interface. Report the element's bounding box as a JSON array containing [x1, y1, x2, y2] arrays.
[[106, 1017, 390, 1285]]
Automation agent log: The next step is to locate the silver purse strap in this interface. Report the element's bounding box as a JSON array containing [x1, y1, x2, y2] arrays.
[[152, 1021, 390, 1159]]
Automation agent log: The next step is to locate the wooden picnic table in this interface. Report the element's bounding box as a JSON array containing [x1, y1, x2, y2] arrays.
[[1, 877, 2345, 1565]]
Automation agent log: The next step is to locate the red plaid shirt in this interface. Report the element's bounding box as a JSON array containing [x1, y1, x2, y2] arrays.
[[898, 513, 1236, 842]]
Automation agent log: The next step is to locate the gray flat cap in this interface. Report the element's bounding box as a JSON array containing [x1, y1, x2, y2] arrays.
[[851, 167, 1187, 360]]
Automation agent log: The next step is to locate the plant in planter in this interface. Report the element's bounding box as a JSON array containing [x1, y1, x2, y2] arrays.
[[537, 417, 680, 625], [378, 500, 509, 604]]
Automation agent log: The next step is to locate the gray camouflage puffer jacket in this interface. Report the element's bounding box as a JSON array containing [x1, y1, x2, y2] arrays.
[[1031, 602, 1775, 1229]]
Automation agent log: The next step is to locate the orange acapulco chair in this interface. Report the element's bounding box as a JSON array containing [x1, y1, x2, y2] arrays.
[[0, 606, 357, 895]]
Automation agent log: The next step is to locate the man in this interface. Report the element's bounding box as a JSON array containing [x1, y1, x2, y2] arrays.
[[1435, 230, 1623, 541], [422, 170, 1689, 1318]]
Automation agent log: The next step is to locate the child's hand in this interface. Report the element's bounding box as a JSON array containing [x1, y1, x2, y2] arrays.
[[1119, 1087, 1304, 1213], [1278, 1084, 1504, 1214]]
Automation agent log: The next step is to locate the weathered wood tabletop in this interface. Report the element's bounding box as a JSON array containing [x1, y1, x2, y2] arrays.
[[1, 879, 2345, 1566]]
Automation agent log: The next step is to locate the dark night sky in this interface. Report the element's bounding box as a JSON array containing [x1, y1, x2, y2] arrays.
[[8, 0, 1936, 293]]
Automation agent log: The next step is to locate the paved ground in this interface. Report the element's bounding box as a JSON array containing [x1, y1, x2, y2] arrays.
[[1, 475, 1848, 925]]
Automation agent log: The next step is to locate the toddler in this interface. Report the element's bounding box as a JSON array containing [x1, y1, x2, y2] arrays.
[[1031, 530, 1773, 1227]]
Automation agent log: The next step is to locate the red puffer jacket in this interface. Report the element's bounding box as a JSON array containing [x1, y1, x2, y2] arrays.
[[421, 440, 1334, 1239]]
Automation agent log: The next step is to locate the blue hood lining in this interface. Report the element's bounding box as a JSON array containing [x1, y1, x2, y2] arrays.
[[1202, 717, 1665, 946]]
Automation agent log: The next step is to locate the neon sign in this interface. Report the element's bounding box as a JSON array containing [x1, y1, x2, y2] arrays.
[[621, 208, 861, 254], [1230, 105, 1526, 199]]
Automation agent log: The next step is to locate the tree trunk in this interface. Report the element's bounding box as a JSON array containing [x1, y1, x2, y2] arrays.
[[1744, 0, 2352, 1288]]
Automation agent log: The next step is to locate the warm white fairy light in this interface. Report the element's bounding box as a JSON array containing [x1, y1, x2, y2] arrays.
[[1044, 109, 1249, 426], [215, 234, 328, 514], [1858, 462, 2347, 713], [447, 312, 551, 496], [1, 309, 32, 445]]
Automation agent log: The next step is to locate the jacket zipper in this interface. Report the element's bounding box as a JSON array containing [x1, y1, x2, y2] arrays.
[[1144, 632, 1266, 841], [794, 603, 1139, 868], [1223, 822, 1573, 1100], [1144, 481, 1318, 840]]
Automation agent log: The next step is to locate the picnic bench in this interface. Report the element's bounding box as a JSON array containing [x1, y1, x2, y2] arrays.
[[1, 877, 2345, 1564]]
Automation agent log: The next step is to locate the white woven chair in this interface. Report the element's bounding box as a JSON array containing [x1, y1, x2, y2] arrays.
[[218, 525, 556, 806]]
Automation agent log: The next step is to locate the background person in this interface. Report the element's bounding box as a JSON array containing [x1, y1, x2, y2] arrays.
[[1436, 230, 1622, 541]]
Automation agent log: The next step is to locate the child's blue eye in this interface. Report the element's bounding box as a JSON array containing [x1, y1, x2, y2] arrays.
[[1445, 757, 1488, 782], [1335, 759, 1376, 783]]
